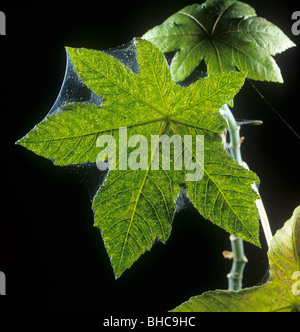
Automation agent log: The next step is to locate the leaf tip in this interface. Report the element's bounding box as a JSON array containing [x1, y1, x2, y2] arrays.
[[15, 138, 22, 146], [65, 46, 79, 60], [15, 135, 28, 148], [64, 46, 72, 53], [114, 273, 121, 280], [113, 266, 126, 280]]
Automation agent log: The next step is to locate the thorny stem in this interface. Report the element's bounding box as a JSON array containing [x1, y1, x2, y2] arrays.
[[222, 106, 243, 164], [227, 236, 248, 291], [221, 104, 273, 291]]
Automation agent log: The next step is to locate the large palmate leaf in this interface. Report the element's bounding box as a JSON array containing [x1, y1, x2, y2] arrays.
[[17, 38, 260, 278], [172, 206, 300, 312], [143, 0, 296, 82]]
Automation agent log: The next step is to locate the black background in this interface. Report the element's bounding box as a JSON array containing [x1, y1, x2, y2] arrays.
[[1, 0, 300, 312]]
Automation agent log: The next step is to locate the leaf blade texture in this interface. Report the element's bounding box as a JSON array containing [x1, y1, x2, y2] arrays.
[[18, 38, 260, 278], [142, 0, 296, 82], [171, 206, 300, 312]]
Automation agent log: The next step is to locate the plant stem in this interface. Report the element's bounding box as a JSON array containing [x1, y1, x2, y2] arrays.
[[221, 105, 243, 164], [221, 104, 247, 291], [221, 104, 273, 290], [227, 235, 248, 291], [253, 192, 273, 247], [221, 104, 273, 248]]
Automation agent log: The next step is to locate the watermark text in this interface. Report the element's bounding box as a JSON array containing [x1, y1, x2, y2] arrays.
[[0, 11, 6, 35], [0, 271, 6, 295], [292, 271, 300, 296], [96, 128, 204, 182], [292, 11, 300, 36]]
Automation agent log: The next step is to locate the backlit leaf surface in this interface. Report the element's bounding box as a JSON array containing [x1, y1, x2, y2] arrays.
[[18, 38, 260, 278]]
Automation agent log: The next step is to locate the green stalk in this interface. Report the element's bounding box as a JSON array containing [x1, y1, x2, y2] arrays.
[[227, 236, 248, 291], [221, 104, 273, 290], [222, 106, 243, 164], [221, 104, 248, 291]]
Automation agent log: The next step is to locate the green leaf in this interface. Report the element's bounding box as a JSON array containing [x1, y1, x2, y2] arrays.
[[17, 38, 260, 278], [171, 206, 300, 312], [142, 0, 296, 82]]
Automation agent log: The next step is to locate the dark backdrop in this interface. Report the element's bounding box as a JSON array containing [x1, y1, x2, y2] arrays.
[[1, 0, 299, 312]]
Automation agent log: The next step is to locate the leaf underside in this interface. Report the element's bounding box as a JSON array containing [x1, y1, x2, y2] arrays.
[[143, 0, 296, 83], [171, 206, 300, 312], [17, 38, 260, 278]]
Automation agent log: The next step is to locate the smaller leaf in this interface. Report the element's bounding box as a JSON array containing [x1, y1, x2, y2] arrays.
[[171, 206, 300, 312], [143, 0, 296, 83]]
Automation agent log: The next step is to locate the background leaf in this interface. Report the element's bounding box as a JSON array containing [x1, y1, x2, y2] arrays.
[[142, 0, 296, 82], [171, 206, 300, 312]]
